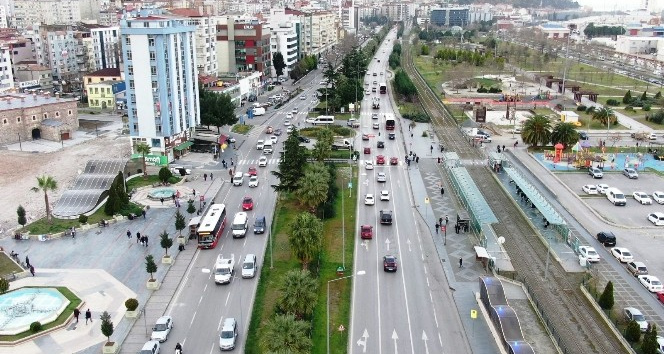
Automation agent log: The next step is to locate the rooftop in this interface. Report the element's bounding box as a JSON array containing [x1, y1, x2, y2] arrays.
[[86, 68, 122, 77], [0, 94, 77, 111]]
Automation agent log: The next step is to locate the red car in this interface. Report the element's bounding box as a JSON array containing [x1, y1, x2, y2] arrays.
[[658, 292, 664, 304], [364, 147, 371, 154], [242, 196, 254, 211], [376, 155, 385, 165], [248, 166, 257, 176], [390, 157, 398, 165], [360, 225, 373, 239]]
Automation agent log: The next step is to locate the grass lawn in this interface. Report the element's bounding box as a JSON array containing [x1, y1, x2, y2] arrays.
[[245, 165, 358, 354], [0, 286, 82, 342], [231, 124, 253, 134], [0, 253, 23, 279]]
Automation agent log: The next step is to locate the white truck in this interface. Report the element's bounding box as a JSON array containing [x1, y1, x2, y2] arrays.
[[214, 254, 235, 284], [332, 137, 352, 151], [372, 97, 380, 109]]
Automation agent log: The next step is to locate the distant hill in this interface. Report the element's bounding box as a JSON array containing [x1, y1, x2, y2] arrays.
[[456, 0, 580, 9]]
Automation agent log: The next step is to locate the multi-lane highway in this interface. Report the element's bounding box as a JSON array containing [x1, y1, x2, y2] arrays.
[[349, 29, 472, 354], [159, 70, 326, 353]]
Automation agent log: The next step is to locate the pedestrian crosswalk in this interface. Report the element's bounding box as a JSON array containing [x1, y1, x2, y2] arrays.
[[237, 158, 281, 166]]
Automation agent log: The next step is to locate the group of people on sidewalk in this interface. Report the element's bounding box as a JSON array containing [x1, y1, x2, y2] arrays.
[[127, 230, 149, 247]]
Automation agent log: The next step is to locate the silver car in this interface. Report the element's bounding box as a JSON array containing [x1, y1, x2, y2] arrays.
[[150, 316, 173, 343], [623, 168, 638, 179], [219, 317, 238, 350]]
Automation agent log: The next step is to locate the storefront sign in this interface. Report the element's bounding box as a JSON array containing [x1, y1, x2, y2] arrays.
[[131, 153, 168, 166], [19, 80, 39, 88]]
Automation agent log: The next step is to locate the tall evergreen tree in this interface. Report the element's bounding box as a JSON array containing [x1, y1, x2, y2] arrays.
[[598, 281, 614, 310], [642, 324, 659, 354], [623, 90, 632, 104], [272, 128, 308, 192], [273, 52, 286, 78]]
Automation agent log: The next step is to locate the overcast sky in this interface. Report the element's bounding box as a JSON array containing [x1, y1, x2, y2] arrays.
[[575, 0, 643, 11]]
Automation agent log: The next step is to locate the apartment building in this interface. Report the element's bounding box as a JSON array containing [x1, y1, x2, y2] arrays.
[[121, 9, 200, 159], [169, 8, 218, 76], [14, 63, 54, 91], [269, 22, 298, 78], [12, 0, 81, 29], [216, 16, 271, 77], [431, 7, 470, 27], [90, 26, 121, 71], [0, 45, 13, 92]]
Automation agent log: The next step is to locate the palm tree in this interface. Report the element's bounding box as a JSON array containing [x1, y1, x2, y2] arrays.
[[289, 212, 323, 269], [31, 175, 58, 222], [592, 107, 616, 127], [522, 114, 552, 148], [550, 122, 579, 149], [277, 269, 318, 319], [260, 313, 312, 354], [296, 163, 329, 212], [135, 142, 151, 178]]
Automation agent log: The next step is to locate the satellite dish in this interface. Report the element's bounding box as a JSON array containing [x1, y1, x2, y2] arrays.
[[497, 236, 505, 244]]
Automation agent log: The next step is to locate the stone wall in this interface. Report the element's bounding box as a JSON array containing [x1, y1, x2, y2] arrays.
[[0, 98, 78, 145]]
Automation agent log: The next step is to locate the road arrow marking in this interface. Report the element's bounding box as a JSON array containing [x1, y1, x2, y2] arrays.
[[422, 331, 430, 354], [362, 240, 370, 251], [406, 238, 412, 251], [385, 238, 391, 251], [364, 178, 369, 186], [356, 329, 369, 353], [392, 329, 399, 354]]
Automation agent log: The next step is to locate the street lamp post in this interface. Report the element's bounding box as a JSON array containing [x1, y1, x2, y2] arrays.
[[327, 271, 365, 354]]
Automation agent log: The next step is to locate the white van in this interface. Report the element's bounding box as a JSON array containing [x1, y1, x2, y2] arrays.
[[231, 212, 249, 238], [606, 188, 627, 206], [263, 141, 273, 154], [232, 172, 244, 186], [252, 107, 266, 116], [305, 115, 335, 126]]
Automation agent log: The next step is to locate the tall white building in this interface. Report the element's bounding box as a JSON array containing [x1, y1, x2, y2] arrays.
[[121, 9, 200, 160], [0, 45, 14, 92], [269, 22, 298, 78], [0, 6, 8, 28], [12, 0, 81, 29], [169, 9, 217, 76], [90, 26, 121, 71]]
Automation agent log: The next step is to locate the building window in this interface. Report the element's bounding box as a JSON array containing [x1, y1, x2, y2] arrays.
[[32, 115, 36, 121], [149, 51, 156, 60], [129, 80, 134, 89], [2, 118, 6, 124], [55, 112, 60, 117], [151, 66, 157, 75], [152, 81, 157, 89], [128, 65, 133, 75], [68, 110, 72, 115], [16, 116, 21, 123], [125, 37, 130, 45], [151, 138, 161, 148], [148, 38, 155, 46]]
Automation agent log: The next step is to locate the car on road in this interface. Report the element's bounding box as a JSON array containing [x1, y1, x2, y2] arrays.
[[242, 254, 257, 278], [582, 185, 598, 194], [364, 194, 375, 205], [364, 147, 371, 154], [286, 113, 293, 119], [377, 141, 384, 148], [373, 81, 378, 85], [270, 135, 278, 144], [242, 196, 254, 211], [596, 184, 609, 194], [286, 126, 294, 133], [361, 225, 373, 239], [284, 119, 291, 126], [627, 261, 649, 277], [256, 140, 264, 150], [657, 292, 664, 305], [273, 128, 283, 136], [611, 247, 633, 263], [648, 212, 664, 226], [383, 255, 398, 272], [258, 156, 267, 167], [291, 108, 298, 114], [623, 168, 639, 179], [170, 166, 191, 176], [248, 175, 259, 188], [633, 192, 653, 204], [372, 113, 379, 119], [650, 133, 658, 140], [639, 275, 664, 292], [388, 132, 395, 140], [596, 231, 617, 246], [365, 161, 374, 170], [362, 133, 370, 140], [589, 167, 604, 179], [624, 307, 648, 332], [380, 190, 390, 201], [652, 191, 664, 204], [372, 87, 376, 92], [140, 340, 160, 354], [376, 172, 387, 182], [365, 89, 371, 94], [300, 94, 306, 100], [248, 166, 257, 176], [219, 317, 238, 351], [372, 122, 380, 129], [390, 157, 398, 165], [297, 136, 310, 143], [150, 316, 173, 343], [376, 155, 385, 165], [579, 246, 600, 262]]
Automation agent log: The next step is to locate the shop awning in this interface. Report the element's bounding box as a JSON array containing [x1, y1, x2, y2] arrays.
[[474, 246, 489, 259], [174, 141, 193, 151]]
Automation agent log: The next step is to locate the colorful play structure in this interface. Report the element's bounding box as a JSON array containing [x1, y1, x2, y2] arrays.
[[543, 141, 648, 170]]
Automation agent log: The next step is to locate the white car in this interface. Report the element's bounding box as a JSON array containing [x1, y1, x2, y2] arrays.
[[258, 156, 268, 167], [579, 246, 600, 263], [610, 247, 633, 263], [248, 175, 259, 188], [582, 185, 598, 195], [652, 191, 664, 204], [286, 126, 294, 133], [365, 161, 374, 170], [300, 94, 306, 100], [150, 316, 173, 343], [284, 119, 291, 126], [364, 194, 375, 205], [270, 135, 278, 144], [596, 184, 610, 194], [638, 275, 664, 292], [380, 190, 390, 201], [648, 212, 664, 226], [633, 192, 653, 205], [241, 254, 257, 278], [376, 172, 387, 182], [292, 108, 298, 114], [256, 140, 264, 150]]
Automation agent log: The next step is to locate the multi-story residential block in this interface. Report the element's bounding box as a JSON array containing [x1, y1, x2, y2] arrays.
[[0, 93, 78, 145], [431, 7, 470, 27], [79, 0, 101, 22], [90, 26, 121, 71], [14, 63, 54, 91], [216, 16, 271, 78], [0, 5, 8, 28], [0, 30, 35, 78], [340, 2, 358, 32], [382, 2, 413, 22], [169, 8, 217, 76], [298, 10, 337, 56], [12, 0, 81, 29], [121, 9, 200, 160], [99, 8, 123, 27], [24, 25, 79, 83], [357, 6, 381, 20], [86, 80, 125, 109], [269, 22, 298, 78], [0, 45, 13, 92]]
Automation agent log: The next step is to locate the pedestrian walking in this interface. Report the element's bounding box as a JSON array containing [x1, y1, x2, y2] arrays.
[[25, 256, 30, 268], [440, 145, 444, 152], [210, 173, 214, 181], [192, 189, 196, 196], [160, 197, 164, 205], [221, 159, 226, 167], [172, 194, 176, 203], [459, 258, 463, 268], [430, 145, 433, 153], [440, 187, 444, 196], [437, 157, 441, 163], [142, 209, 146, 218], [502, 145, 506, 152], [29, 265, 35, 276], [203, 173, 208, 181], [434, 223, 439, 234], [513, 141, 518, 148], [445, 215, 449, 225], [73, 308, 80, 323], [230, 158, 234, 166], [439, 217, 443, 226], [416, 156, 419, 163], [126, 230, 132, 239], [144, 235, 149, 247], [71, 226, 76, 238], [411, 132, 413, 138], [85, 309, 92, 325], [136, 232, 141, 244]]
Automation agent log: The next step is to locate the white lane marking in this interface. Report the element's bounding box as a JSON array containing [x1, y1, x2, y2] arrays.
[[225, 292, 231, 307], [166, 247, 201, 316]]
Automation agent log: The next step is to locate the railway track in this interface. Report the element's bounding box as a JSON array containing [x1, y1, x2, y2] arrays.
[[401, 33, 625, 354]]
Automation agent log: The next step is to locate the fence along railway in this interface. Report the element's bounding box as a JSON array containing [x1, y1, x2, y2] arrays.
[[401, 33, 625, 354]]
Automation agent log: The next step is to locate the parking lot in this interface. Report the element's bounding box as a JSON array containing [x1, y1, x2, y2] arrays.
[[557, 171, 664, 227]]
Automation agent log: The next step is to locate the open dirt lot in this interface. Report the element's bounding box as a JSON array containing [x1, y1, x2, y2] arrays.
[[0, 119, 129, 235]]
